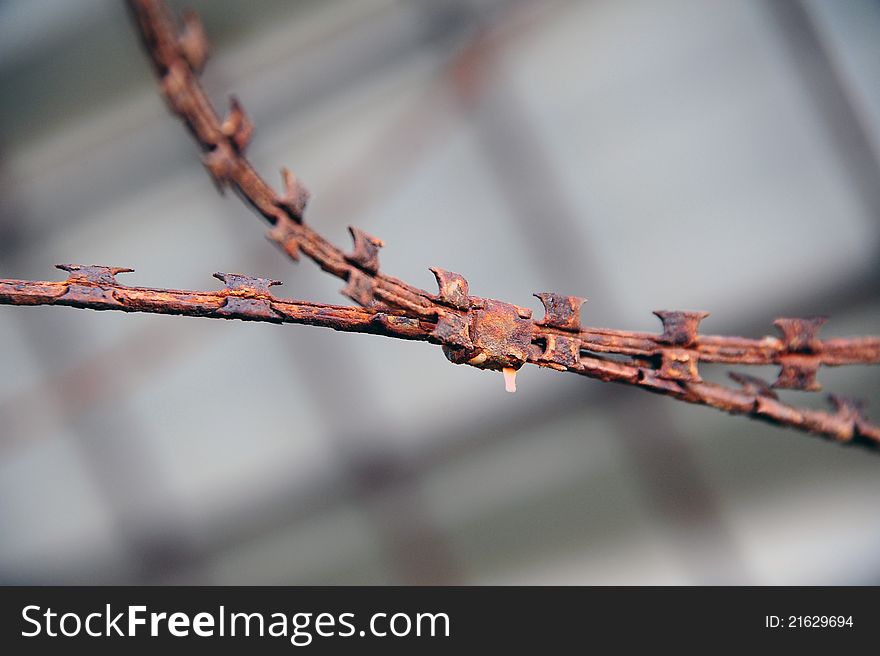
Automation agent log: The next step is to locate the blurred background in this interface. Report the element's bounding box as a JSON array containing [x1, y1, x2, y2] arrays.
[[1, 0, 879, 585]]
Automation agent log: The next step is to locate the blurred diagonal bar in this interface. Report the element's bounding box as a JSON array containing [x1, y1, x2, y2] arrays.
[[767, 0, 880, 255]]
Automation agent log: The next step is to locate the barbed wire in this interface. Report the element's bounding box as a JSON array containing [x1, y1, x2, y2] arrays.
[[1, 0, 878, 450], [3, 257, 878, 448]]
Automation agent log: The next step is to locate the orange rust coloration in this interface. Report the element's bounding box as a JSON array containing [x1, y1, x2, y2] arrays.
[[4, 0, 877, 451], [3, 262, 880, 448]]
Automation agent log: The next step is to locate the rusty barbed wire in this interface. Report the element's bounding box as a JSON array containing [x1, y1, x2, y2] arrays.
[[0, 265, 430, 341], [1, 0, 878, 450], [3, 256, 880, 448]]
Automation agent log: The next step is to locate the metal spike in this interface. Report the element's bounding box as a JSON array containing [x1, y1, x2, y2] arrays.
[[160, 61, 187, 104], [534, 293, 586, 332], [657, 347, 701, 382], [178, 9, 209, 73], [433, 311, 473, 351], [213, 272, 281, 295], [345, 227, 383, 274], [773, 355, 821, 391], [221, 96, 253, 152], [828, 395, 864, 420], [773, 316, 827, 353], [275, 167, 310, 221], [638, 368, 689, 394], [430, 268, 470, 310], [56, 264, 134, 285], [831, 397, 880, 443], [56, 264, 133, 306], [202, 143, 235, 191], [266, 219, 300, 261], [214, 273, 282, 321], [341, 268, 375, 306], [538, 333, 581, 369], [654, 310, 709, 346], [728, 372, 778, 399]]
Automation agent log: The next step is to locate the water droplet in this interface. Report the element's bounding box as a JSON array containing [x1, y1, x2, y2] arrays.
[[503, 367, 517, 393]]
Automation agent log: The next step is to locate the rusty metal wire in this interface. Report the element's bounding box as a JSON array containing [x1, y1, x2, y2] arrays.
[[0, 265, 430, 341], [1, 0, 878, 450], [3, 258, 879, 448]]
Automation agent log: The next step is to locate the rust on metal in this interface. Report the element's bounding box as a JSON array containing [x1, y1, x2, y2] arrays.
[[213, 272, 283, 322], [536, 333, 581, 370], [466, 299, 533, 371], [535, 293, 586, 332], [342, 268, 376, 307], [57, 264, 135, 308], [267, 219, 301, 261], [774, 316, 827, 353], [7, 0, 868, 451], [1, 267, 432, 340], [345, 227, 383, 275], [728, 372, 778, 400], [773, 354, 822, 391], [432, 311, 473, 352], [221, 96, 254, 153], [202, 142, 236, 191], [657, 348, 702, 383], [275, 167, 310, 221], [430, 268, 470, 310], [14, 261, 870, 444], [654, 310, 710, 347], [178, 9, 208, 73]]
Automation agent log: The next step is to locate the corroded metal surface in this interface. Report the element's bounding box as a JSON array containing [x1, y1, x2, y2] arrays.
[[2, 265, 880, 448], [5, 0, 876, 449], [0, 267, 431, 339]]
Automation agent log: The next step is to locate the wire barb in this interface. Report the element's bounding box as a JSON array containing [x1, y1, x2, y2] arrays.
[[345, 227, 383, 275], [654, 310, 710, 346], [178, 9, 208, 73], [221, 96, 254, 153], [535, 293, 586, 332], [276, 167, 310, 221]]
